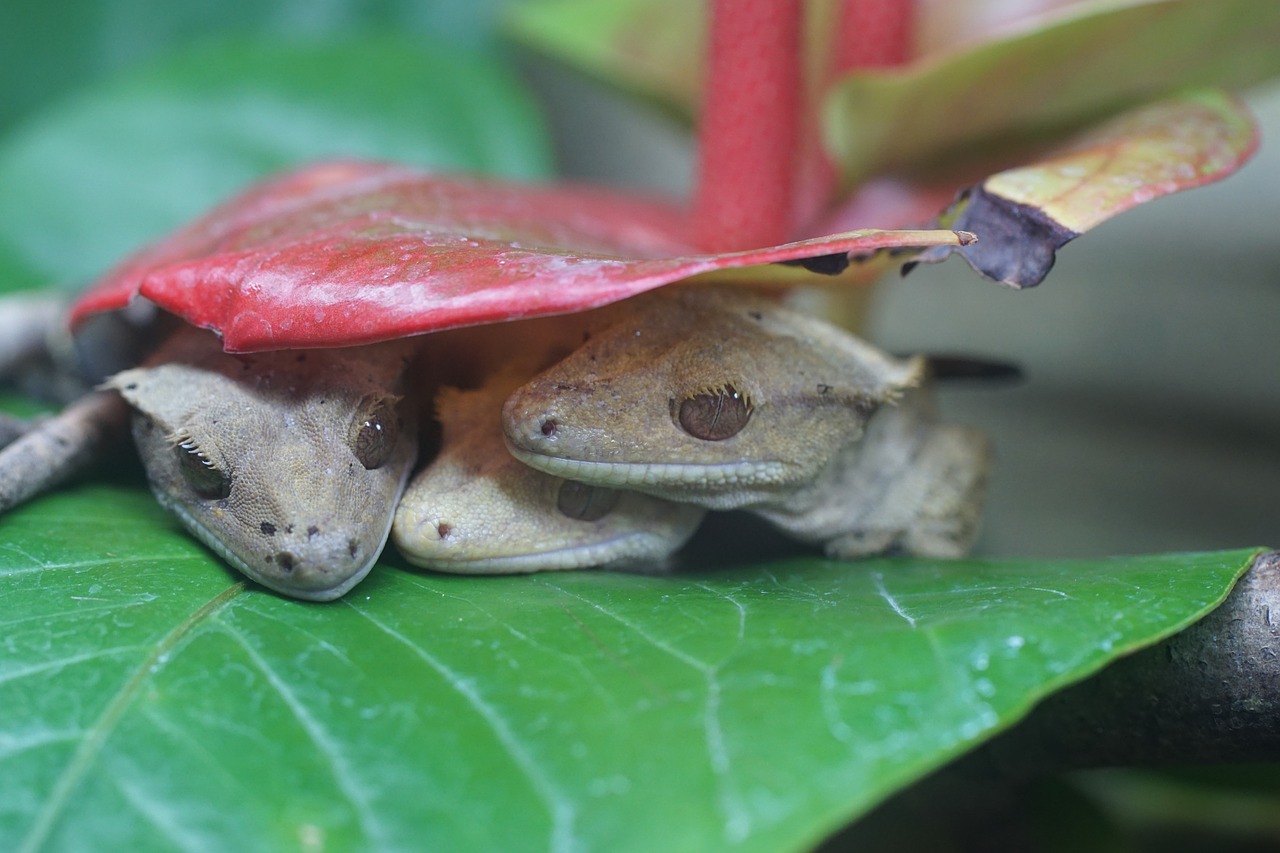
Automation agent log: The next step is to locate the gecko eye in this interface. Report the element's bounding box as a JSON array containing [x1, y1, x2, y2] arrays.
[[175, 439, 231, 499], [677, 385, 751, 441], [557, 481, 620, 521], [351, 397, 400, 470]]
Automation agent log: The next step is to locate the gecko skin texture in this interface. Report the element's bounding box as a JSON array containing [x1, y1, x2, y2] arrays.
[[108, 327, 419, 600], [502, 286, 990, 558], [395, 340, 704, 574], [502, 286, 924, 508]]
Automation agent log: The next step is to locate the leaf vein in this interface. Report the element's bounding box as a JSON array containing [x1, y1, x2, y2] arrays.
[[538, 581, 712, 671], [349, 604, 581, 853], [872, 572, 917, 629], [0, 645, 147, 687], [115, 775, 206, 853], [221, 627, 389, 848], [390, 576, 625, 711], [18, 581, 246, 853], [537, 582, 750, 841]]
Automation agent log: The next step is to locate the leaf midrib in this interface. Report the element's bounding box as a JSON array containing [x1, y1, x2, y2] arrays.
[[19, 581, 247, 853]]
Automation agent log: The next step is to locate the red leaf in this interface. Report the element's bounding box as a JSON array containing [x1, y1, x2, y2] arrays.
[[72, 162, 972, 352]]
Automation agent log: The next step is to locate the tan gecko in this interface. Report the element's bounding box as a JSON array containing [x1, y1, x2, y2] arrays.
[[393, 363, 704, 573], [104, 326, 420, 601], [0, 299, 701, 594], [1, 284, 989, 598], [1, 321, 418, 602], [501, 286, 991, 558]]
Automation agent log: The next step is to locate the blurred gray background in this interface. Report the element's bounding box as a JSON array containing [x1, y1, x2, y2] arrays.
[[527, 59, 1280, 558]]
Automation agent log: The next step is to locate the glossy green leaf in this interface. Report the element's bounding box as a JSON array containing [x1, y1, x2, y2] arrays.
[[0, 483, 1254, 851], [824, 0, 1280, 188], [0, 35, 552, 286]]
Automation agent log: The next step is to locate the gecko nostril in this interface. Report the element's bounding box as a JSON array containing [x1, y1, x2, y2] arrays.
[[540, 419, 557, 437], [276, 551, 298, 572]]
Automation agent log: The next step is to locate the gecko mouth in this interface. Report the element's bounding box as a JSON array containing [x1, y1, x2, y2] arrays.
[[504, 440, 789, 492], [164, 502, 385, 601], [153, 460, 412, 602], [405, 529, 691, 574]]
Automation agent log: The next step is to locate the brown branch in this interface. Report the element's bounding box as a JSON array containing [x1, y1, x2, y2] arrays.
[[983, 550, 1280, 773], [0, 391, 130, 512]]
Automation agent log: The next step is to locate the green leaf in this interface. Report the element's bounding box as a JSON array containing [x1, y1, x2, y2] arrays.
[[0, 0, 511, 132], [0, 34, 552, 285], [1, 483, 1254, 851], [1073, 766, 1280, 840], [824, 0, 1280, 188]]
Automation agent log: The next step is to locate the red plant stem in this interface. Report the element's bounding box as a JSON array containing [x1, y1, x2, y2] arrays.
[[833, 0, 915, 73], [794, 1, 916, 233], [693, 0, 803, 252], [790, 0, 914, 230]]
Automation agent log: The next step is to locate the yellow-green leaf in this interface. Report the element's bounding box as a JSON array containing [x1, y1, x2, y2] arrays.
[[913, 89, 1257, 286], [984, 89, 1257, 234], [824, 0, 1280, 188], [507, 0, 703, 116]]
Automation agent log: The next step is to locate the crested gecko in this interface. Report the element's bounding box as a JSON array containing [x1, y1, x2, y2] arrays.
[[501, 286, 991, 558], [2, 321, 418, 601], [1, 284, 990, 600], [0, 299, 700, 595], [105, 326, 420, 600], [393, 363, 704, 573]]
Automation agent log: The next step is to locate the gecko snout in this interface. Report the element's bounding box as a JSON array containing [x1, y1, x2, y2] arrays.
[[500, 392, 561, 453], [251, 527, 379, 601]]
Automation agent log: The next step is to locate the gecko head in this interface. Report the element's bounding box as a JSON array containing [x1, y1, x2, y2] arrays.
[[109, 333, 418, 601], [501, 287, 924, 509], [394, 381, 704, 574]]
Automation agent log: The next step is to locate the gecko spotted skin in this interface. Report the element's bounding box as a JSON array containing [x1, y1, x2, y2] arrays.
[[107, 327, 419, 601]]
